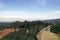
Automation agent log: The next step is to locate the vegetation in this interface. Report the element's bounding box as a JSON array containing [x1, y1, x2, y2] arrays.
[[50, 22, 60, 34], [50, 22, 60, 40], [0, 20, 48, 40], [1, 20, 60, 40], [56, 34, 60, 40]]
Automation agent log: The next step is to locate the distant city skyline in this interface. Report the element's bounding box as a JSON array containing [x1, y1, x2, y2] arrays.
[[0, 0, 60, 20]]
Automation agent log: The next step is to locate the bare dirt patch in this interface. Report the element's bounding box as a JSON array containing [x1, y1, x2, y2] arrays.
[[0, 28, 19, 39]]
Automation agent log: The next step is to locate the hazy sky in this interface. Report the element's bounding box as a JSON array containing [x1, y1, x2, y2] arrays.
[[0, 0, 60, 20]]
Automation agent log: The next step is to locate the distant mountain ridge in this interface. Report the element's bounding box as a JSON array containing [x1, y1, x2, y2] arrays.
[[0, 18, 60, 22], [42, 18, 60, 23]]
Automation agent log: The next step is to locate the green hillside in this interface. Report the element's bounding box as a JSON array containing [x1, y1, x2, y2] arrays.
[[0, 20, 47, 40]]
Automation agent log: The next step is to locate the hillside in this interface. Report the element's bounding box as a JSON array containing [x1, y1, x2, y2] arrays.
[[0, 20, 60, 40], [0, 20, 47, 40], [0, 28, 19, 39]]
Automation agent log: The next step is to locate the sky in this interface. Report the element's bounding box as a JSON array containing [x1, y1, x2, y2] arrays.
[[0, 0, 60, 21]]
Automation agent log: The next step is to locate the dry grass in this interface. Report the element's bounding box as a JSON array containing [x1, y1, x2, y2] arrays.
[[56, 34, 60, 40], [37, 26, 59, 40], [42, 31, 59, 40]]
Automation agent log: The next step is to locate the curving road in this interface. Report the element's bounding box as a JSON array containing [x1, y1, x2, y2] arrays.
[[37, 25, 58, 40]]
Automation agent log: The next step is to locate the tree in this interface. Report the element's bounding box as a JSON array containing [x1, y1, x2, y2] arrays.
[[11, 21, 21, 29], [50, 22, 60, 34]]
